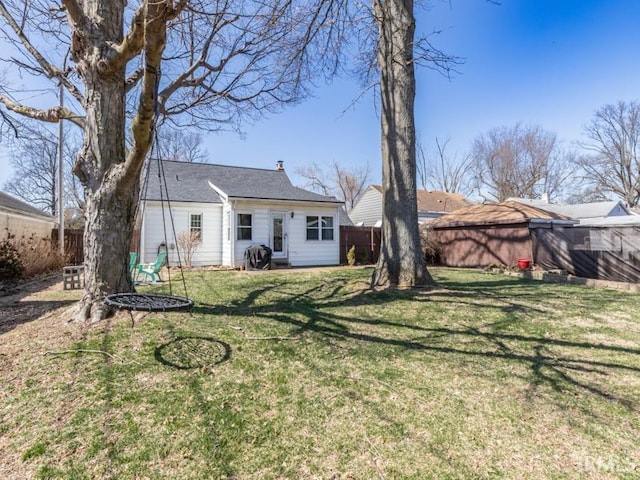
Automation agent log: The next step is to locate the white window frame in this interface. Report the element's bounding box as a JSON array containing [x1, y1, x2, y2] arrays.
[[306, 215, 335, 242], [237, 212, 253, 241], [190, 213, 203, 240]]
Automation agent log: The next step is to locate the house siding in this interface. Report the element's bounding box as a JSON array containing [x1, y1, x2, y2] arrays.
[[141, 201, 223, 266], [349, 187, 382, 226], [141, 198, 341, 268], [232, 203, 270, 266], [288, 205, 340, 266], [227, 200, 340, 267]]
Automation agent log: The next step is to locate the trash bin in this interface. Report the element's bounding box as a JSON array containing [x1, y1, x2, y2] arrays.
[[244, 244, 272, 270]]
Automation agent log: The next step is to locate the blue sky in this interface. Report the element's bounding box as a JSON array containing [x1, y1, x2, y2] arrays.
[[201, 0, 640, 188], [1, 0, 640, 192]]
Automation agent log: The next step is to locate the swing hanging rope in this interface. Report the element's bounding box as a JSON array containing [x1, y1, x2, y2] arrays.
[[105, 148, 194, 312], [105, 63, 193, 312]]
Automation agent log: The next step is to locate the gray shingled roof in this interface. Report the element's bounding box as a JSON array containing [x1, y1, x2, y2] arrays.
[[143, 160, 341, 204], [0, 191, 55, 220]]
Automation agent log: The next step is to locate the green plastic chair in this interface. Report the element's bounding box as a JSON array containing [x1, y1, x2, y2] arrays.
[[136, 251, 167, 283], [129, 252, 138, 280]]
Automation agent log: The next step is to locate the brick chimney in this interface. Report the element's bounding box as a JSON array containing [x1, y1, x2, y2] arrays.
[[276, 160, 284, 171]]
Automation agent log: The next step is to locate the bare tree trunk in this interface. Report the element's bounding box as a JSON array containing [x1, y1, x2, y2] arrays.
[[68, 1, 131, 321], [66, 0, 169, 321], [371, 0, 433, 288]]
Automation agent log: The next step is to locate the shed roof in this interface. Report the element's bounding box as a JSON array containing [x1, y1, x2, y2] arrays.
[[0, 191, 55, 221], [143, 160, 341, 204], [429, 200, 576, 228]]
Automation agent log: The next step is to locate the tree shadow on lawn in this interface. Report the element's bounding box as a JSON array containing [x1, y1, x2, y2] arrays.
[[0, 300, 77, 335], [0, 273, 77, 335], [191, 275, 640, 411]]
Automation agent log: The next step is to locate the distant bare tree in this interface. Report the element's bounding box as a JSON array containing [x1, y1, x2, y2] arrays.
[[154, 126, 207, 163], [296, 160, 370, 211], [471, 124, 573, 202], [577, 100, 640, 207], [417, 137, 472, 195], [3, 122, 82, 215]]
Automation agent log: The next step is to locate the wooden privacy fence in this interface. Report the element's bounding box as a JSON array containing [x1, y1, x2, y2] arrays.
[[51, 229, 141, 266], [55, 226, 375, 266], [52, 229, 84, 265], [339, 226, 381, 264]]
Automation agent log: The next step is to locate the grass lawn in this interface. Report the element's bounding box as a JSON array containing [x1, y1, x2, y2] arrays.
[[1, 267, 639, 479]]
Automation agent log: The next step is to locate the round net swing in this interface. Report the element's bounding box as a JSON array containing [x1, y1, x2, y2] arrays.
[[105, 292, 193, 312], [104, 125, 193, 313]]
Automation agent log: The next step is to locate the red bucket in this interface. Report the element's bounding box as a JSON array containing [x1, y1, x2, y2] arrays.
[[517, 258, 532, 270]]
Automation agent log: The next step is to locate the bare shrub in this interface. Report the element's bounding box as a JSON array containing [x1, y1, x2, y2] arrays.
[[19, 234, 66, 277], [177, 231, 201, 268], [419, 224, 441, 265], [0, 233, 23, 279], [2, 232, 65, 279]]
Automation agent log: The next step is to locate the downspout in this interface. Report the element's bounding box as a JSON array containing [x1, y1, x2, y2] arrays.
[[140, 200, 146, 263], [230, 199, 236, 268]]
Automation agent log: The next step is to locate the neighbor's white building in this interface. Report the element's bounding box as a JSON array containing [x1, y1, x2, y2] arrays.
[[139, 160, 343, 267], [349, 185, 474, 226]]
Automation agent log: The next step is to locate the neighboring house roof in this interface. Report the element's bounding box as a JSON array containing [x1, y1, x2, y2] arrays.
[[509, 198, 630, 219], [429, 200, 576, 228], [338, 207, 354, 226], [578, 216, 640, 227], [350, 185, 474, 226], [364, 185, 473, 214], [0, 191, 55, 221], [143, 160, 341, 204], [416, 190, 474, 214]]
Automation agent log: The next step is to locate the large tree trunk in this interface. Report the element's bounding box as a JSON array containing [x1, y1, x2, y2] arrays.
[[371, 0, 433, 288], [70, 2, 133, 321], [66, 0, 167, 322]]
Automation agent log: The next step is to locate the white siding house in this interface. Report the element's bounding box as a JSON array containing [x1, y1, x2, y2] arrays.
[[140, 160, 342, 267], [348, 186, 384, 227], [349, 185, 474, 226]]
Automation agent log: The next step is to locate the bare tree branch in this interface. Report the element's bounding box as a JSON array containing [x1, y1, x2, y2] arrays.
[[471, 124, 572, 202], [0, 0, 84, 103], [296, 160, 370, 211], [0, 94, 84, 127], [417, 137, 473, 195], [577, 100, 640, 207]]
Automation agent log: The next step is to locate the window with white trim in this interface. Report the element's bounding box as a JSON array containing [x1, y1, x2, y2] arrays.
[[237, 213, 252, 241], [190, 213, 202, 240], [306, 215, 334, 241]]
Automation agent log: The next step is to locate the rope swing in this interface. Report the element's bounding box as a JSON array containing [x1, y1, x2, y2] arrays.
[[104, 152, 194, 312], [105, 63, 193, 313]]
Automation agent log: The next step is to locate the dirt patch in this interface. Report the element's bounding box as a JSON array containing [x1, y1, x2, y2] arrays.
[[0, 273, 78, 337]]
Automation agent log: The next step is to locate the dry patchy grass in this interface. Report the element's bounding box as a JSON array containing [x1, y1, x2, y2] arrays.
[[1, 267, 639, 479]]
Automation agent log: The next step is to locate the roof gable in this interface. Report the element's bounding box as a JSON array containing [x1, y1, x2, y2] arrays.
[[143, 160, 341, 204]]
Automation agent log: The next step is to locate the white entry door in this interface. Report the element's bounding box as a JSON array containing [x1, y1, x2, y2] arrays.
[[270, 212, 287, 258]]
